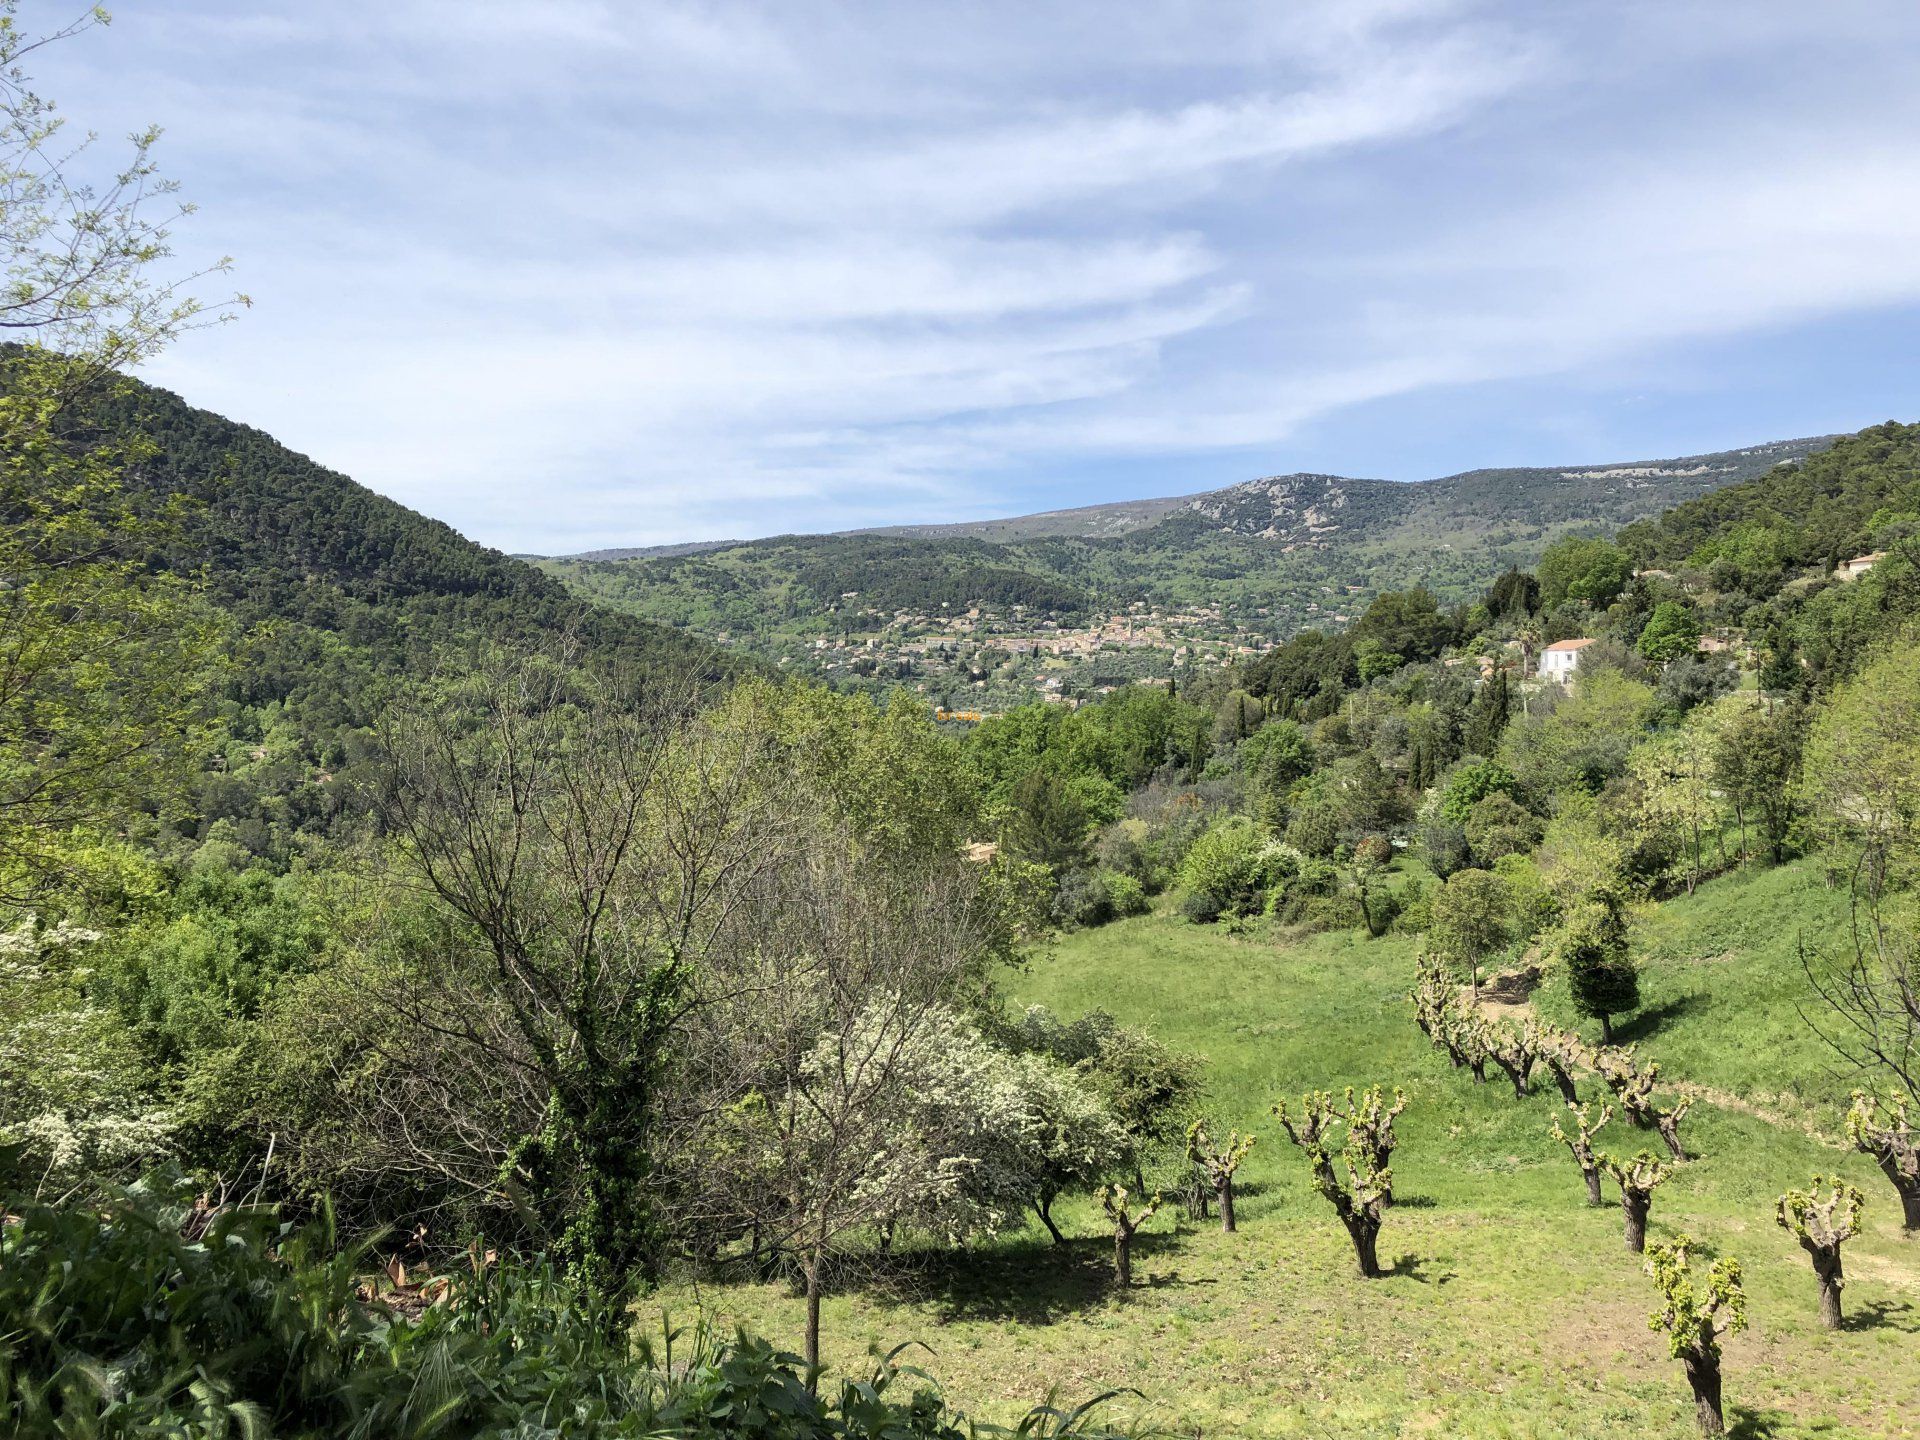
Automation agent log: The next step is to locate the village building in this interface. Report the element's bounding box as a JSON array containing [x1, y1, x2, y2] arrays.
[[1538, 637, 1597, 682], [1838, 551, 1885, 580]]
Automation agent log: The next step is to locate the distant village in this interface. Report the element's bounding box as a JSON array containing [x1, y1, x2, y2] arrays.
[[713, 550, 1889, 721]]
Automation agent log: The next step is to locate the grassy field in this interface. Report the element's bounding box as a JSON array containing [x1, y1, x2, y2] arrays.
[[644, 860, 1920, 1437]]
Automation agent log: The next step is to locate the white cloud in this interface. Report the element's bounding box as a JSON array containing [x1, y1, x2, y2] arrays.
[[33, 1, 1920, 549]]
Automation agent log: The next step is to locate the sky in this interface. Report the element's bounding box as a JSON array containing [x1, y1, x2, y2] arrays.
[[32, 1, 1920, 553]]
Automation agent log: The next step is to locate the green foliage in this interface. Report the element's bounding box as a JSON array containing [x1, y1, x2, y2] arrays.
[[1438, 759, 1516, 825], [1175, 815, 1274, 921], [1424, 868, 1513, 980], [1637, 602, 1701, 664], [1643, 1235, 1747, 1361], [0, 1171, 1135, 1439], [1558, 893, 1640, 1037], [1537, 536, 1632, 609], [1463, 793, 1541, 866]]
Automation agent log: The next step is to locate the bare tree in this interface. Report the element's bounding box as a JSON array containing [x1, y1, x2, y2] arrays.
[[1802, 903, 1919, 1108], [370, 653, 790, 1313], [1548, 1100, 1614, 1207], [1185, 1119, 1255, 1233], [1775, 1176, 1864, 1329], [1099, 1184, 1161, 1286], [1593, 1046, 1691, 1162], [1601, 1150, 1671, 1253], [1272, 1086, 1401, 1278], [1845, 1091, 1920, 1232], [1644, 1236, 1747, 1436]]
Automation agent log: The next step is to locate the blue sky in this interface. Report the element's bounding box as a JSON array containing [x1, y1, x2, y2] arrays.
[[36, 1, 1920, 552]]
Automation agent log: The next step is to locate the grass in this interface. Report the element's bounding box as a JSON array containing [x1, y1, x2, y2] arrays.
[[642, 859, 1920, 1437]]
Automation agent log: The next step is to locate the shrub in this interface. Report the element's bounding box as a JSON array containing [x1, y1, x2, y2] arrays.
[[0, 1171, 1133, 1439], [1104, 871, 1150, 918], [1181, 889, 1224, 925], [1177, 815, 1271, 919], [1052, 869, 1116, 930]]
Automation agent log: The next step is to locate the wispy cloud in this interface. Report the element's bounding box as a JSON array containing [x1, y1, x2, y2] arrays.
[[32, 0, 1920, 549]]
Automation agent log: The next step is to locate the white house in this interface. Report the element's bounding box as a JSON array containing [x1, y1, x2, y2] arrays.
[[1538, 637, 1597, 682], [1839, 551, 1885, 580]]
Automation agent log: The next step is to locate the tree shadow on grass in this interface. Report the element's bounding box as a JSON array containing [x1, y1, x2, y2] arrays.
[[1843, 1297, 1918, 1334], [862, 1237, 1124, 1327], [1727, 1406, 1792, 1439], [1612, 993, 1709, 1045], [1382, 1254, 1454, 1285]]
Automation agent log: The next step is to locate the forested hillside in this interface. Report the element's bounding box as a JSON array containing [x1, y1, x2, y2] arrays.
[[536, 436, 1834, 700]]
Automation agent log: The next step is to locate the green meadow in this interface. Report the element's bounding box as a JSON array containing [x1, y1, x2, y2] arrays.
[[649, 860, 1919, 1438]]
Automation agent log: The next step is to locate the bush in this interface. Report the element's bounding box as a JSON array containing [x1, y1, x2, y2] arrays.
[[0, 1171, 1132, 1439], [1177, 815, 1272, 920], [1464, 792, 1543, 865], [1104, 871, 1150, 918], [1180, 890, 1224, 925], [1051, 869, 1116, 930]]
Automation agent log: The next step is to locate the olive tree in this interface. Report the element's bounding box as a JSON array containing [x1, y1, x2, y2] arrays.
[[1602, 1150, 1672, 1253], [1272, 1086, 1403, 1277], [1594, 1046, 1692, 1162], [1845, 1091, 1920, 1231], [1099, 1184, 1161, 1286], [1775, 1176, 1865, 1329], [1185, 1119, 1255, 1233], [1548, 1100, 1614, 1207], [1644, 1236, 1747, 1436]]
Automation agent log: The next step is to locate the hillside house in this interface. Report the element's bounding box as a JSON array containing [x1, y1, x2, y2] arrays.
[[1838, 551, 1885, 580], [1538, 637, 1597, 682]]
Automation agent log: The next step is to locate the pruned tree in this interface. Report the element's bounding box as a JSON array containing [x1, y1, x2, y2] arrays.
[[1775, 1176, 1865, 1329], [1594, 1046, 1691, 1162], [1602, 1150, 1672, 1253], [1532, 1019, 1590, 1105], [1099, 1184, 1161, 1286], [1185, 1119, 1255, 1233], [1480, 1017, 1539, 1098], [1548, 1100, 1615, 1207], [1845, 1091, 1920, 1232], [1410, 956, 1468, 1071], [1644, 1235, 1747, 1436], [1272, 1086, 1401, 1277], [1339, 1084, 1407, 1210]]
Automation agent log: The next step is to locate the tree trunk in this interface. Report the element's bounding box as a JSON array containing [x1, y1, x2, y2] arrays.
[[1599, 1012, 1615, 1045], [1467, 1056, 1488, 1084], [1035, 1195, 1066, 1245], [1497, 1057, 1530, 1099], [1114, 1229, 1133, 1286], [1876, 1159, 1920, 1231], [1344, 1213, 1383, 1278], [803, 1248, 824, 1380], [1810, 1246, 1844, 1330], [1548, 1061, 1580, 1105], [1682, 1349, 1725, 1436], [1583, 1164, 1604, 1208], [1657, 1116, 1688, 1163], [1219, 1179, 1237, 1234], [1622, 1190, 1651, 1252]]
